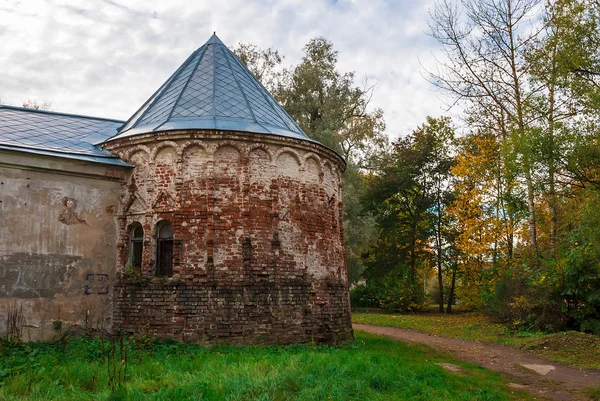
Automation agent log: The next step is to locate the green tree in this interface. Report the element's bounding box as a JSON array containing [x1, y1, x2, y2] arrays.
[[525, 0, 600, 256], [233, 43, 284, 94], [429, 0, 542, 266], [361, 117, 455, 310], [277, 38, 386, 164], [423, 117, 456, 313]]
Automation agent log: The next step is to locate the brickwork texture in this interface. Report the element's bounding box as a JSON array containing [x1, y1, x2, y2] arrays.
[[103, 130, 353, 344]]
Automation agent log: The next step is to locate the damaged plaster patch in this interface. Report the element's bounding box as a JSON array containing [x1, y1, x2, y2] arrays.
[[58, 197, 87, 225], [0, 253, 93, 298]]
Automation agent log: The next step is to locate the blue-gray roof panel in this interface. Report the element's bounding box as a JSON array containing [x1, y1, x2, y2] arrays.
[[138, 50, 204, 126], [0, 106, 128, 166], [174, 45, 215, 118], [110, 34, 315, 145]]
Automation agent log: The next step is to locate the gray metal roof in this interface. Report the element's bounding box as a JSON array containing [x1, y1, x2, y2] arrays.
[[0, 106, 129, 167], [110, 34, 315, 144]]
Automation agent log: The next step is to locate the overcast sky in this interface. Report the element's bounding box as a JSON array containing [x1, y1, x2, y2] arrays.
[[0, 0, 451, 139]]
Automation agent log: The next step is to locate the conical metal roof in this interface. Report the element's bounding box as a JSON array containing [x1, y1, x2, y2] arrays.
[[110, 34, 313, 143]]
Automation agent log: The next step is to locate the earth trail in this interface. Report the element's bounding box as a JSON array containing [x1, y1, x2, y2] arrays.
[[353, 323, 600, 401]]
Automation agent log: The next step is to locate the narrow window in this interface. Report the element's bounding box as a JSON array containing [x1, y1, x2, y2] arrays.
[[129, 224, 144, 271], [156, 221, 174, 277]]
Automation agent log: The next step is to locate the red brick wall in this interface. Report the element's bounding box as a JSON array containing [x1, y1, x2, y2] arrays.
[[104, 131, 352, 344]]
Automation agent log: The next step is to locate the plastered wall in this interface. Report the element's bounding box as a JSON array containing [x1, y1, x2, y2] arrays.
[[0, 151, 126, 341]]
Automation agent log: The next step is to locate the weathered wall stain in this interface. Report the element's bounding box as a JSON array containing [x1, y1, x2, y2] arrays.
[[58, 197, 87, 225], [0, 253, 92, 298], [84, 274, 109, 295]]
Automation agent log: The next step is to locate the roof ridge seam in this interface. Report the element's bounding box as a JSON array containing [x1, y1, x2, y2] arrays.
[[0, 105, 124, 123], [259, 82, 304, 135], [227, 48, 293, 131], [0, 142, 118, 158], [211, 45, 217, 121], [166, 45, 208, 123], [222, 46, 257, 123]]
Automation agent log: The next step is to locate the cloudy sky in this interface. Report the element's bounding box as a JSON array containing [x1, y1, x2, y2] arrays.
[[0, 0, 451, 139]]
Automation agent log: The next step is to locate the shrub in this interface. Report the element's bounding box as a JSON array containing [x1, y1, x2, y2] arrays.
[[350, 284, 381, 309], [350, 271, 425, 312], [484, 267, 567, 333]]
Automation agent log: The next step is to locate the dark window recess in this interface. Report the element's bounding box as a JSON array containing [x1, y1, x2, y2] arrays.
[[130, 225, 144, 270], [156, 222, 174, 277]]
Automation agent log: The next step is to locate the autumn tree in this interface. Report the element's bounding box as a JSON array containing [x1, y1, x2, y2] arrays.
[[428, 0, 542, 265], [449, 129, 523, 309]]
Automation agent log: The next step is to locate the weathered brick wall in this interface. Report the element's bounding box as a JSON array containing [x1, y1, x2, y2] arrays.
[[103, 131, 353, 344]]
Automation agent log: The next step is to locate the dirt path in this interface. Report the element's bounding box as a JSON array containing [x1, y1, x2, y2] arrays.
[[354, 323, 600, 401]]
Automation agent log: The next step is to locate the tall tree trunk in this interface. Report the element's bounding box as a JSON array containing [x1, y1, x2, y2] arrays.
[[524, 165, 539, 265], [446, 260, 457, 314], [437, 260, 444, 313], [436, 188, 444, 313], [410, 218, 418, 278], [508, 3, 539, 267], [547, 39, 558, 258]]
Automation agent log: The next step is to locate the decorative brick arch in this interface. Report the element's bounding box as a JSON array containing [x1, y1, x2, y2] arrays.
[[124, 145, 152, 162], [150, 141, 181, 161], [303, 153, 322, 184], [247, 143, 274, 163], [180, 140, 208, 157], [274, 147, 304, 169], [213, 141, 245, 160]]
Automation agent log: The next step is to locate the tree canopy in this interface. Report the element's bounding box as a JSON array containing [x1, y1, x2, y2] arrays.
[[238, 11, 600, 333]]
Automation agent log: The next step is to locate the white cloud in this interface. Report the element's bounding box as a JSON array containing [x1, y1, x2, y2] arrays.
[[0, 0, 453, 138]]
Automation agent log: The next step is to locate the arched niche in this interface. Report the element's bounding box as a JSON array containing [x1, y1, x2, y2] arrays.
[[276, 151, 301, 178], [304, 157, 321, 185], [249, 148, 271, 185], [182, 145, 206, 183], [214, 145, 241, 177]]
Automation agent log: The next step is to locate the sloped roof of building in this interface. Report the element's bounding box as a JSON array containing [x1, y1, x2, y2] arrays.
[[0, 106, 129, 166], [109, 34, 314, 144]]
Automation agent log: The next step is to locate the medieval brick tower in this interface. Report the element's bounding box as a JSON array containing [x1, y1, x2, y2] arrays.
[[102, 34, 353, 344]]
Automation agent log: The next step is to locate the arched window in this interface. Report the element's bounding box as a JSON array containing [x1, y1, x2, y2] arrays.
[[129, 224, 144, 271], [156, 221, 174, 277]]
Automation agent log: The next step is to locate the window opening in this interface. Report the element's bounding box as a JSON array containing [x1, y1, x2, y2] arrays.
[[129, 224, 144, 271], [156, 222, 174, 277]]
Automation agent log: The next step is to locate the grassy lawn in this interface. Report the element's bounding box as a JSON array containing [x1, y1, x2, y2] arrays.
[[0, 332, 529, 401], [352, 309, 600, 370]]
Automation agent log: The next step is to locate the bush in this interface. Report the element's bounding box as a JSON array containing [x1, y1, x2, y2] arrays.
[[350, 284, 381, 308], [484, 267, 567, 333], [561, 244, 600, 334], [556, 189, 600, 334], [350, 272, 425, 312]]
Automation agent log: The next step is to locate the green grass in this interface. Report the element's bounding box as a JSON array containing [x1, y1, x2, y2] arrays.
[[352, 309, 600, 369], [0, 332, 530, 401], [585, 386, 600, 401]]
